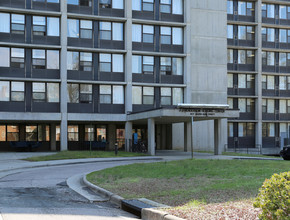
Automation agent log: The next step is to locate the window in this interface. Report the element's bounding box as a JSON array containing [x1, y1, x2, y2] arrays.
[[227, 25, 233, 39], [279, 5, 287, 19], [238, 50, 255, 64], [238, 74, 255, 89], [80, 20, 92, 39], [67, 19, 92, 39], [34, 0, 60, 2], [26, 126, 38, 141], [160, 0, 171, 13], [132, 55, 155, 74], [227, 0, 233, 14], [160, 26, 183, 45], [227, 98, 233, 109], [238, 26, 254, 40], [279, 53, 287, 66], [227, 74, 233, 88], [32, 49, 59, 69], [262, 123, 275, 137], [262, 28, 275, 42], [161, 87, 171, 105], [0, 125, 5, 141], [132, 86, 154, 105], [97, 126, 107, 141], [7, 125, 19, 141], [0, 81, 10, 101], [279, 100, 290, 114], [132, 0, 154, 12], [262, 51, 275, 66], [238, 123, 255, 137], [68, 0, 92, 6], [262, 4, 274, 18], [262, 99, 275, 113], [85, 125, 94, 141], [99, 0, 124, 9], [0, 81, 25, 102], [227, 49, 233, 63], [68, 125, 79, 141], [11, 14, 25, 34], [160, 57, 183, 75], [279, 76, 290, 90], [67, 51, 92, 71], [262, 75, 275, 90], [33, 16, 59, 36], [99, 85, 124, 104], [238, 2, 254, 16], [143, 25, 154, 43], [10, 48, 24, 68], [99, 53, 123, 72], [11, 82, 24, 101], [228, 123, 233, 137], [67, 84, 92, 103], [238, 98, 254, 113], [0, 13, 10, 33], [33, 82, 59, 102], [99, 22, 123, 41]]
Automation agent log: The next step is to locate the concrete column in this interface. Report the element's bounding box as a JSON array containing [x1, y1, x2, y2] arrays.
[[256, 0, 263, 150], [214, 119, 223, 155], [184, 122, 191, 152], [125, 0, 133, 113], [125, 121, 132, 151], [60, 0, 68, 151], [148, 118, 155, 156], [108, 124, 116, 150], [184, 0, 191, 104], [50, 124, 56, 151]]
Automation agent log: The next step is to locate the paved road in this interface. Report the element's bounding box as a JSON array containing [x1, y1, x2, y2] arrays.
[[0, 161, 146, 220]]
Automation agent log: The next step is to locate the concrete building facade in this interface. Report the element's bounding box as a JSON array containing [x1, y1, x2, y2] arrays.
[[0, 0, 238, 154]]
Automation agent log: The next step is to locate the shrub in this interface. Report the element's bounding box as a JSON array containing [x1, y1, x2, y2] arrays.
[[253, 171, 290, 220]]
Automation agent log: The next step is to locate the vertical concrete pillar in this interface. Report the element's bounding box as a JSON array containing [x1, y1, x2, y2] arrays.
[[108, 124, 116, 150], [125, 0, 133, 113], [125, 121, 132, 151], [148, 118, 155, 156], [256, 0, 263, 151], [184, 122, 191, 152], [60, 0, 68, 151], [184, 0, 192, 104], [50, 124, 56, 151], [214, 119, 223, 155]]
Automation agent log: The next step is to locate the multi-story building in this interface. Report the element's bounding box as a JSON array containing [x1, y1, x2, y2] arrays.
[[227, 0, 290, 154], [0, 0, 237, 154]]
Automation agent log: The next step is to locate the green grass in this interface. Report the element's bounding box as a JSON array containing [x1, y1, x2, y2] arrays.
[[24, 151, 148, 161], [87, 159, 289, 206], [222, 152, 280, 158]]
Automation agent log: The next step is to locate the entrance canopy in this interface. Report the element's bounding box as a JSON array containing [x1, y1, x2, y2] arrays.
[[127, 104, 239, 123]]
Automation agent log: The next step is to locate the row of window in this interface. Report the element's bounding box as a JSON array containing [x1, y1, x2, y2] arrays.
[[0, 13, 59, 36], [0, 81, 59, 102], [0, 124, 50, 142], [228, 98, 255, 113], [227, 1, 255, 17], [0, 47, 184, 76], [227, 25, 255, 41], [262, 28, 290, 44], [262, 75, 290, 91], [262, 52, 290, 67], [228, 122, 290, 138], [262, 3, 290, 20], [227, 74, 255, 89], [227, 49, 255, 65], [0, 47, 59, 69], [132, 24, 183, 45]]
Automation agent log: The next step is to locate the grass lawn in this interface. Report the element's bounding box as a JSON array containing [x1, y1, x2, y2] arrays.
[[222, 152, 280, 159], [87, 159, 289, 219], [24, 151, 147, 161]]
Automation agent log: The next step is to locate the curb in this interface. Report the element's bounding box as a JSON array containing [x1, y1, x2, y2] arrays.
[[83, 174, 124, 207], [83, 175, 186, 220], [0, 156, 163, 174]]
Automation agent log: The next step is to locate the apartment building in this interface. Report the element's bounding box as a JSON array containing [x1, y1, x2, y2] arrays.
[[0, 0, 237, 154], [227, 0, 290, 154]]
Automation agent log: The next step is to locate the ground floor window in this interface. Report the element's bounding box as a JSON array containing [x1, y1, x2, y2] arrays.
[[68, 125, 79, 141], [7, 125, 19, 141]]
